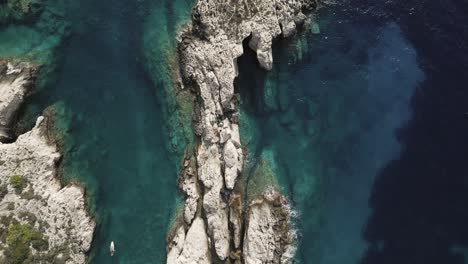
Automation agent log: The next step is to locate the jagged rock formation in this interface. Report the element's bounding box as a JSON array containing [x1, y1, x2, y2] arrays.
[[0, 61, 36, 143], [167, 0, 317, 263], [0, 116, 95, 263], [167, 217, 211, 264], [244, 189, 297, 264], [0, 61, 95, 263]]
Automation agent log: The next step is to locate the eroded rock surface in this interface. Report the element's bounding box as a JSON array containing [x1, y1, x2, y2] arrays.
[[0, 61, 36, 142], [167, 217, 211, 264], [0, 116, 95, 263], [0, 61, 94, 263], [168, 0, 317, 263], [244, 190, 297, 264], [179, 155, 200, 224]]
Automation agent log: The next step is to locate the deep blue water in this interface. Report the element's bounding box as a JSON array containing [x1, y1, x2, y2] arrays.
[[361, 0, 468, 263], [238, 1, 468, 263]]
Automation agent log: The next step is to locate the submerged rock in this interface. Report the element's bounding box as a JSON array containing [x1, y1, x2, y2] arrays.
[[0, 116, 95, 263]]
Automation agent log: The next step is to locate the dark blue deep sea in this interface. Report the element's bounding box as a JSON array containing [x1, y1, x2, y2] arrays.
[[1, 0, 468, 263], [238, 0, 468, 263]]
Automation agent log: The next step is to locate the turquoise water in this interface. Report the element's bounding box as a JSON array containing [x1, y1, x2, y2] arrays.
[[238, 7, 424, 263], [0, 0, 68, 64], [1, 0, 192, 263]]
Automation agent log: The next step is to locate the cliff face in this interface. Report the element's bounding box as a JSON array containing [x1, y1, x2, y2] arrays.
[[0, 62, 95, 263], [167, 0, 317, 263]]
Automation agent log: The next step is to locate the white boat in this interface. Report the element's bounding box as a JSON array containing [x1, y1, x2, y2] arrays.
[[110, 241, 115, 256]]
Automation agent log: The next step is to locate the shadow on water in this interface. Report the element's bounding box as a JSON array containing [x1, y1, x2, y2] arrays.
[[362, 0, 468, 263]]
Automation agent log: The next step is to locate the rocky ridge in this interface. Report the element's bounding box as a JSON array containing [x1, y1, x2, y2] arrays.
[[167, 0, 317, 263], [0, 61, 95, 263]]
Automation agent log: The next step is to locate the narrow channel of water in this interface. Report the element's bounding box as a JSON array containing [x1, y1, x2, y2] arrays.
[[1, 0, 191, 262]]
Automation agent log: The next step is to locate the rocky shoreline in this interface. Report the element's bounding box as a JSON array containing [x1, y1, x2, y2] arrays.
[[0, 61, 95, 263], [167, 0, 318, 263]]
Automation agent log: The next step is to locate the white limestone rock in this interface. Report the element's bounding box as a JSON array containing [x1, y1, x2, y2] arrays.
[[243, 192, 296, 264], [167, 218, 211, 264], [167, 226, 186, 263], [179, 155, 201, 225], [0, 116, 95, 263], [0, 61, 36, 142], [223, 139, 240, 190], [197, 143, 222, 189], [244, 199, 276, 264], [190, 0, 313, 70], [180, 163, 200, 224], [203, 181, 230, 260], [169, 0, 317, 262]]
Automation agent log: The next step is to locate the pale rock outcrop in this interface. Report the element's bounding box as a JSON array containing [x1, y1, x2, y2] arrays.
[[202, 178, 230, 259], [0, 61, 36, 142], [244, 191, 296, 264], [0, 116, 95, 263], [170, 0, 316, 262], [167, 226, 186, 263], [223, 139, 240, 190], [167, 217, 211, 264], [179, 157, 200, 224], [244, 199, 277, 264], [191, 0, 313, 70]]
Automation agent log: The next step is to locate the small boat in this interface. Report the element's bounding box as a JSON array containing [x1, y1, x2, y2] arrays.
[[110, 241, 115, 256]]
